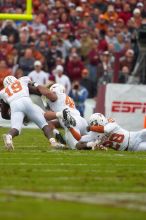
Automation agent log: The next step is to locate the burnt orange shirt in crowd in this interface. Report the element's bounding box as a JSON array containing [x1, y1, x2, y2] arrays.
[[0, 69, 11, 90], [0, 44, 13, 58]]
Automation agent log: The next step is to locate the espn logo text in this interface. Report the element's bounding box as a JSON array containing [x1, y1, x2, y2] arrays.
[[112, 101, 146, 113]]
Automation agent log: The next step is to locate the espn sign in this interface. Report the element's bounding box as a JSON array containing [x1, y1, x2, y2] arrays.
[[112, 101, 146, 113], [105, 84, 146, 129]]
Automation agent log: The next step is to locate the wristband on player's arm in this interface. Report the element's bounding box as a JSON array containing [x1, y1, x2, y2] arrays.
[[33, 82, 39, 87], [31, 82, 39, 87]]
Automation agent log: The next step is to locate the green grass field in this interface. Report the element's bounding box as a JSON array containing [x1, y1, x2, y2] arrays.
[[0, 127, 146, 220]]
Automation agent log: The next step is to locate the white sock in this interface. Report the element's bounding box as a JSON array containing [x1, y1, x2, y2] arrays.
[[53, 129, 59, 136], [56, 112, 63, 119], [8, 134, 12, 139]]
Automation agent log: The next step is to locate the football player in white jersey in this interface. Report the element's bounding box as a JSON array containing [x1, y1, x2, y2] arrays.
[[63, 112, 146, 151], [35, 83, 88, 149], [87, 113, 146, 151], [0, 76, 63, 150], [60, 109, 106, 150]]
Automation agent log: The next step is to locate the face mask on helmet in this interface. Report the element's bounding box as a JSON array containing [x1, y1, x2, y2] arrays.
[[3, 76, 17, 88], [50, 83, 65, 94], [89, 113, 108, 126]]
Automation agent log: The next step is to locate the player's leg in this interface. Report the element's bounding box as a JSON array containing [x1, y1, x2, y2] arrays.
[[61, 109, 88, 149], [46, 120, 67, 148], [62, 108, 88, 134], [26, 104, 48, 130], [136, 142, 146, 151], [130, 130, 146, 151], [3, 111, 24, 150], [76, 115, 88, 135], [44, 111, 58, 121], [64, 128, 79, 149], [26, 104, 65, 148], [26, 104, 53, 140], [62, 108, 76, 127], [139, 129, 146, 141], [45, 115, 66, 144]]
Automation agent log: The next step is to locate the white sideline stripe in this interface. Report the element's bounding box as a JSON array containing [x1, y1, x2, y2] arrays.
[[1, 190, 146, 212]]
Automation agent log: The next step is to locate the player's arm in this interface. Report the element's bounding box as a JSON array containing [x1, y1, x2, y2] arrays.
[[34, 85, 57, 102], [69, 127, 81, 141], [76, 133, 98, 150], [28, 84, 41, 96], [20, 76, 45, 97], [89, 122, 117, 134], [88, 125, 105, 133], [0, 100, 10, 120], [76, 141, 107, 151], [76, 142, 92, 150]]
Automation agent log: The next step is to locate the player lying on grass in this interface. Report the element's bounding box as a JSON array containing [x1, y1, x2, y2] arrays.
[[62, 110, 146, 151], [60, 109, 107, 150], [0, 76, 64, 150], [35, 83, 88, 149]]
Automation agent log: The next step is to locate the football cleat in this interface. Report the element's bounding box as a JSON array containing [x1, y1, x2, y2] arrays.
[[63, 108, 76, 128], [49, 137, 68, 150], [51, 142, 68, 150], [55, 133, 66, 145], [2, 134, 14, 151]]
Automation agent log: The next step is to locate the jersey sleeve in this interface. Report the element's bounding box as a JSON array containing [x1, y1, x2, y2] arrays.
[[104, 122, 117, 133], [20, 76, 31, 85], [90, 125, 104, 133], [89, 122, 118, 135]]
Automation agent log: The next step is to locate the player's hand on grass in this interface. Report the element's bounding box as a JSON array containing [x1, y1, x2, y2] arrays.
[[92, 140, 108, 151]]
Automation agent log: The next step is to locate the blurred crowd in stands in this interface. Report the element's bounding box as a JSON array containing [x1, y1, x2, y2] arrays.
[[0, 0, 146, 114]]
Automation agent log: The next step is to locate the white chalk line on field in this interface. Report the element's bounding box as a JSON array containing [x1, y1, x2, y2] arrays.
[[1, 190, 146, 212]]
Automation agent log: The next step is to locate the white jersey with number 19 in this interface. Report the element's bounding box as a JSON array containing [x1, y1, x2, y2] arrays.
[[0, 76, 30, 105], [0, 76, 48, 132]]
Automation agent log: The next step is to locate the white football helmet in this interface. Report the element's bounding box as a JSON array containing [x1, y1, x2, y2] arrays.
[[50, 83, 65, 94], [3, 76, 17, 88], [89, 113, 108, 126]]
